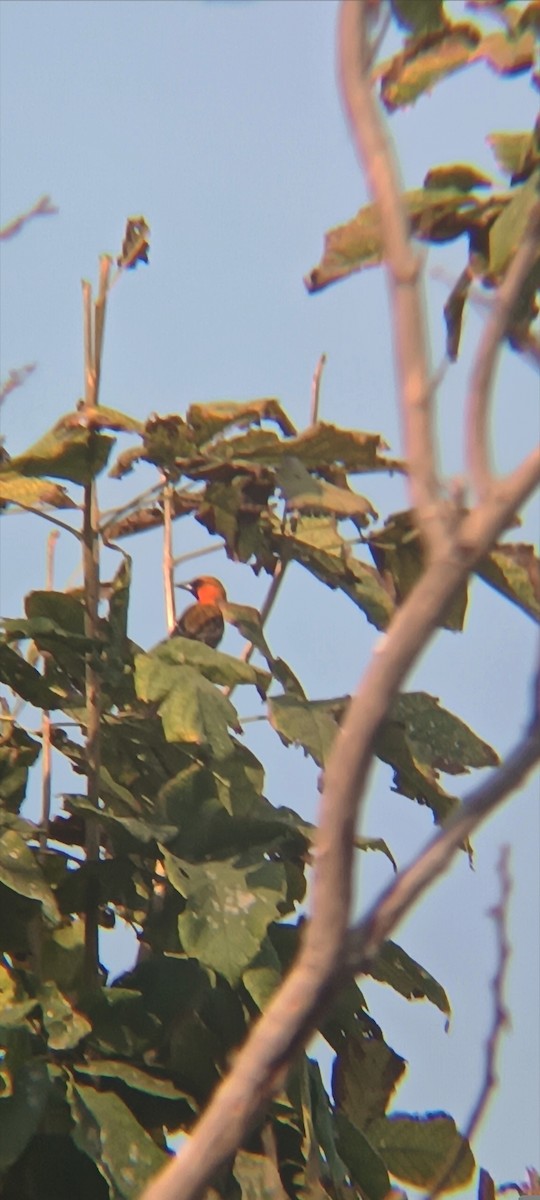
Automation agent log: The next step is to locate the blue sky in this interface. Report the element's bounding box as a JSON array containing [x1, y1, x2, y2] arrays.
[[1, 1, 538, 1193]]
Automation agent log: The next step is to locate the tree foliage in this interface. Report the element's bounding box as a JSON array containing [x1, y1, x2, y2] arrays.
[[0, 2, 538, 1198]]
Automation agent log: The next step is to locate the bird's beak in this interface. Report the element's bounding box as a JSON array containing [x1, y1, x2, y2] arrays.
[[175, 581, 195, 595]]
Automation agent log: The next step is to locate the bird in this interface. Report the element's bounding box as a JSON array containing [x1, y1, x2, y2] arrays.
[[173, 575, 227, 648]]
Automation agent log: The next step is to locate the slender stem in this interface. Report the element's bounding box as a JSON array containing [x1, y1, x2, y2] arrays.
[[81, 270, 109, 988], [93, 256, 112, 405], [39, 530, 59, 849], [162, 474, 176, 634], [0, 195, 58, 242], [5, 504, 82, 539], [82, 280, 93, 405], [339, 0, 444, 555], [0, 363, 36, 406], [309, 353, 326, 425], [172, 540, 225, 569]]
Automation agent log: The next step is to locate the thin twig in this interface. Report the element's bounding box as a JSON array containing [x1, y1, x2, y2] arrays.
[[339, 0, 444, 556], [466, 201, 540, 501], [81, 261, 111, 988], [162, 474, 176, 634], [0, 363, 36, 406], [422, 846, 513, 1200], [172, 540, 225, 569], [309, 353, 327, 425], [4, 504, 82, 539], [39, 530, 59, 849], [99, 482, 164, 532], [0, 195, 58, 241]]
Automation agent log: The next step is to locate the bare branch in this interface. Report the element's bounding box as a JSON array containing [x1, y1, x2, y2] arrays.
[[5, 504, 82, 540], [172, 540, 225, 569], [0, 363, 36, 406], [0, 195, 58, 241], [466, 201, 540, 500], [162, 475, 176, 634], [309, 352, 327, 424], [338, 0, 443, 553], [80, 261, 111, 987]]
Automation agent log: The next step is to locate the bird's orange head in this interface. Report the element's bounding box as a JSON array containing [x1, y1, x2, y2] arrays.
[[176, 575, 227, 606]]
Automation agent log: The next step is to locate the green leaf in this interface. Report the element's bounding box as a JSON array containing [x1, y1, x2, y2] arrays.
[[268, 695, 339, 767], [489, 170, 540, 277], [0, 830, 60, 924], [443, 267, 472, 360], [391, 0, 447, 35], [38, 981, 92, 1050], [0, 1060, 51, 1171], [233, 1148, 290, 1200], [0, 725, 42, 813], [424, 163, 492, 192], [488, 126, 540, 183], [73, 1060, 196, 1107], [0, 963, 38, 1030], [41, 919, 87, 994], [367, 1112, 475, 1190], [0, 469, 76, 508], [366, 941, 450, 1015], [221, 601, 304, 694], [81, 405, 144, 434], [137, 636, 269, 697], [273, 514, 395, 632], [369, 511, 468, 631], [81, 988, 161, 1060], [332, 1033, 406, 1130], [135, 652, 240, 759], [378, 25, 480, 113], [11, 419, 114, 484], [276, 457, 377, 527], [306, 185, 500, 293], [354, 836, 398, 871], [69, 1082, 168, 1198], [474, 28, 536, 75], [0, 642, 66, 710], [188, 397, 297, 442], [163, 847, 289, 986], [242, 937, 283, 1011], [335, 1113, 391, 1200], [387, 692, 499, 775], [476, 543, 540, 622]]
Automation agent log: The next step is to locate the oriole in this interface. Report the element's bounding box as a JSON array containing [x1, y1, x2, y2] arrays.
[[174, 576, 227, 648]]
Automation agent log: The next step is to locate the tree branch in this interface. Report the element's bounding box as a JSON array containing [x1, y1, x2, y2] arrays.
[[81, 258, 111, 987], [466, 201, 540, 501], [309, 352, 327, 424], [0, 195, 58, 241], [162, 474, 176, 634], [338, 0, 443, 554]]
